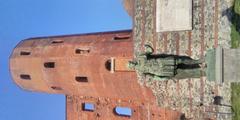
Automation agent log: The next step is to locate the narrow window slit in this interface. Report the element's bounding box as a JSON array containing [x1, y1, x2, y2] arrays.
[[113, 35, 130, 40], [51, 40, 64, 44], [20, 74, 31, 80], [20, 51, 31, 55], [75, 76, 88, 82], [51, 86, 62, 90], [75, 48, 90, 54], [44, 62, 55, 68]]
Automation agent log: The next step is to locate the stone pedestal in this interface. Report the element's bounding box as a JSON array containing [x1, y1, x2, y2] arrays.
[[206, 47, 240, 84]]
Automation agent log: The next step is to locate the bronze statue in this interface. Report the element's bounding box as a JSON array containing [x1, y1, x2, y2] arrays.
[[128, 45, 206, 80]]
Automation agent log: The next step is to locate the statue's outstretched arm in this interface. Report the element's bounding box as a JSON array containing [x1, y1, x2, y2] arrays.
[[145, 73, 169, 81], [153, 75, 169, 81]]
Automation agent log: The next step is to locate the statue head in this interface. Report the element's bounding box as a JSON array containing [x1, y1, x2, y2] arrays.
[[128, 61, 137, 70]]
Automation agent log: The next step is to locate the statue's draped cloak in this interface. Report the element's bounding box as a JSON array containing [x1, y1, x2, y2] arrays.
[[135, 56, 175, 77]]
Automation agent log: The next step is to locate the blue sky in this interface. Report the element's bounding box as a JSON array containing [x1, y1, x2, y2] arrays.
[[0, 0, 132, 119]]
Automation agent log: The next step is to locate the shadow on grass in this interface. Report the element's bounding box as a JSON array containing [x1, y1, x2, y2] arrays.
[[222, 6, 240, 48]]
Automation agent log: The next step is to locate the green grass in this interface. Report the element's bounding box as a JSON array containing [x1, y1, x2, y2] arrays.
[[231, 1, 240, 120], [231, 83, 240, 120], [231, 0, 240, 48]]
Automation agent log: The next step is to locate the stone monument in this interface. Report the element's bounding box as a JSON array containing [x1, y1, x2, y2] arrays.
[[206, 46, 240, 84]]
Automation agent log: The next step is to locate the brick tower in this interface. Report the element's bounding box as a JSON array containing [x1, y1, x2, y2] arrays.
[[10, 30, 182, 119], [10, 30, 142, 98]]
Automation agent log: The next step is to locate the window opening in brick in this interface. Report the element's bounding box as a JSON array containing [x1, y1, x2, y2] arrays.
[[20, 51, 31, 55], [51, 40, 64, 44], [113, 35, 130, 40], [114, 107, 132, 117], [51, 86, 62, 90], [82, 103, 95, 111], [105, 58, 115, 73], [44, 62, 55, 68], [105, 60, 111, 71], [75, 48, 90, 54], [75, 76, 88, 82], [20, 74, 31, 80]]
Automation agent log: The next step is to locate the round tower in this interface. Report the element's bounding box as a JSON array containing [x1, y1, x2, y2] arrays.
[[9, 30, 154, 100]]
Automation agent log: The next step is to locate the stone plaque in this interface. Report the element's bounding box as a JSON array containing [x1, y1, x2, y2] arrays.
[[156, 0, 192, 32]]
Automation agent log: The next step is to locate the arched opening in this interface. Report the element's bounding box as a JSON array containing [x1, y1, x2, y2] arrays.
[[105, 60, 111, 71], [105, 58, 115, 73], [114, 106, 132, 117]]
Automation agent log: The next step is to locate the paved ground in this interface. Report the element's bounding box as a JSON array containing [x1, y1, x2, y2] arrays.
[[134, 0, 234, 119]]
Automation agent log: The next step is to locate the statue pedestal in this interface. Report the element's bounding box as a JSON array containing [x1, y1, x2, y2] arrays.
[[206, 47, 240, 84]]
